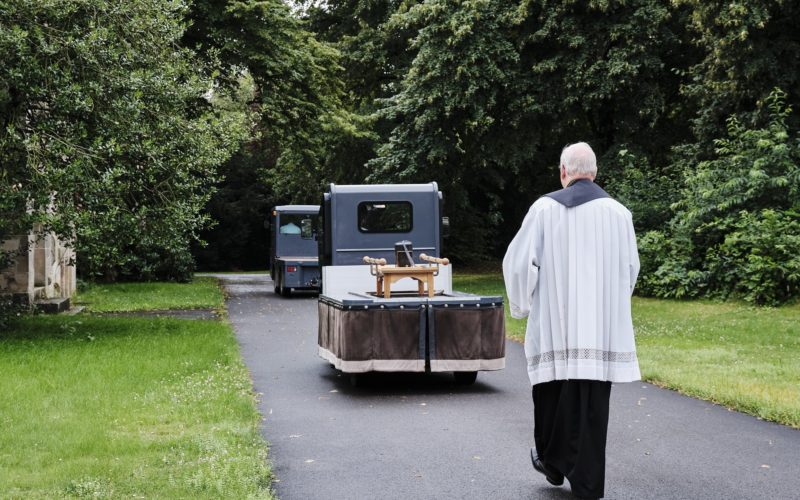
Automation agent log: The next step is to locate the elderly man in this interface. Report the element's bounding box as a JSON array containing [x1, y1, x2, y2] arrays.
[[503, 142, 640, 499]]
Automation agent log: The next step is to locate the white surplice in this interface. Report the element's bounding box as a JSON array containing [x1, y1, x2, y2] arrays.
[[503, 195, 641, 385]]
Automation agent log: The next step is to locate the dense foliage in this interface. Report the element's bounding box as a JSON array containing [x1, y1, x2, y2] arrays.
[[192, 147, 272, 271], [0, 0, 251, 282], [1, 0, 798, 304], [679, 0, 800, 145], [298, 0, 800, 303], [639, 91, 800, 305], [368, 0, 519, 260], [182, 0, 365, 268]]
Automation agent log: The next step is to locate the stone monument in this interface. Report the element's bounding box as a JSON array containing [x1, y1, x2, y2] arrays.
[[0, 227, 76, 312]]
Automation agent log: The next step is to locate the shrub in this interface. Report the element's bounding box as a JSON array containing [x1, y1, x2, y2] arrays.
[[637, 89, 800, 304], [706, 209, 800, 305]]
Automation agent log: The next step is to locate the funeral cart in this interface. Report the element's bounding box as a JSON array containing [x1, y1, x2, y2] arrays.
[[317, 183, 505, 385], [269, 205, 321, 296]]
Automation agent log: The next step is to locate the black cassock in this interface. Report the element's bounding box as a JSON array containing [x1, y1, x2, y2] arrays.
[[532, 379, 612, 499]]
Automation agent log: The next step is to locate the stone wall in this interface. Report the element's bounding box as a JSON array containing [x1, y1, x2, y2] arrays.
[[0, 230, 76, 305]]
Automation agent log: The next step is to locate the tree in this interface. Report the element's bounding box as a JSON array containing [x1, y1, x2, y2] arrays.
[[508, 0, 696, 228], [184, 0, 362, 203], [363, 0, 694, 259], [678, 0, 800, 146], [0, 0, 251, 281], [368, 0, 520, 260], [304, 0, 424, 182]]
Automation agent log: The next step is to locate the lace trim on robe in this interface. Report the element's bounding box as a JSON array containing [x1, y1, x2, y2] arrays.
[[528, 348, 638, 367]]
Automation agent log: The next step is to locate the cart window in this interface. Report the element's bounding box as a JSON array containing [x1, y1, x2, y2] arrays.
[[279, 214, 315, 239], [358, 202, 412, 233]]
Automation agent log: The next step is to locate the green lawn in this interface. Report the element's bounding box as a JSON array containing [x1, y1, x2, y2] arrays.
[[0, 280, 273, 498], [453, 273, 800, 428], [78, 277, 225, 312]]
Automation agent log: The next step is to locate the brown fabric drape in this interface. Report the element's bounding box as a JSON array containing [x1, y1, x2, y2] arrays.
[[318, 301, 505, 371], [433, 307, 505, 361], [319, 301, 421, 361]]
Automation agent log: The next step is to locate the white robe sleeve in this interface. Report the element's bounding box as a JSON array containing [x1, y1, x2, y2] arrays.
[[627, 212, 640, 295], [503, 203, 543, 319]]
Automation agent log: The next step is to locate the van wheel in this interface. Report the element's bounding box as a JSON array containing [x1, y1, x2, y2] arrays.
[[453, 371, 478, 385]]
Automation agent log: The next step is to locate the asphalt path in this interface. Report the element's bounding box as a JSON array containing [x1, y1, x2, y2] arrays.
[[217, 273, 800, 500]]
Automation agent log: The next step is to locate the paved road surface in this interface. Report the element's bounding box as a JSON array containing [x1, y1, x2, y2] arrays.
[[218, 274, 800, 500]]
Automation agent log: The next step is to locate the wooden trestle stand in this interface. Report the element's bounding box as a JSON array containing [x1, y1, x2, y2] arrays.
[[363, 253, 450, 298]]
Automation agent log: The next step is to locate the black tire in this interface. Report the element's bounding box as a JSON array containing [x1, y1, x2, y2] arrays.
[[453, 371, 478, 385], [275, 272, 291, 297], [349, 373, 362, 387]]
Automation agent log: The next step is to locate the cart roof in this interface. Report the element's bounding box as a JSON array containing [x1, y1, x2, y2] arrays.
[[274, 205, 320, 213], [329, 183, 439, 195]]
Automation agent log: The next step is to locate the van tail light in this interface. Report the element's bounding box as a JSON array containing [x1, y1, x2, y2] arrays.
[[287, 266, 298, 273]]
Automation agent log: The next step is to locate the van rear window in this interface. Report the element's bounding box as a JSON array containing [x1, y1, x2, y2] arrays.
[[279, 214, 315, 239], [358, 202, 412, 233]]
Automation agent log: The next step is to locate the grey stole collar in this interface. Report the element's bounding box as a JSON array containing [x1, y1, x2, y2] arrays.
[[543, 178, 610, 207]]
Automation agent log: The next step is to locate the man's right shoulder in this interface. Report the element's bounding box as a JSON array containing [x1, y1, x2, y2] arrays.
[[521, 197, 559, 222], [529, 196, 559, 212]]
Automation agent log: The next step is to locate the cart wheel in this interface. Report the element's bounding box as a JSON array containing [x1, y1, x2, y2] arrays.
[[453, 371, 478, 385], [275, 274, 290, 297]]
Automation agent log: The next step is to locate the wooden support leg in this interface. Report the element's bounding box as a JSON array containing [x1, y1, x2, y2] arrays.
[[417, 278, 424, 296], [427, 274, 434, 297]]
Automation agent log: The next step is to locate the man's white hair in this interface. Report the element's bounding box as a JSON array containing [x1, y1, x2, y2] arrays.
[[560, 142, 597, 177]]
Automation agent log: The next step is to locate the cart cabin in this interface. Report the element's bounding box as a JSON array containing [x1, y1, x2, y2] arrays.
[[270, 205, 319, 260], [269, 205, 321, 295], [320, 183, 445, 266], [316, 183, 504, 383]]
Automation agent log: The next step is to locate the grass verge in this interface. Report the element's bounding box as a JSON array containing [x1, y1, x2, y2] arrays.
[[78, 277, 224, 313], [453, 273, 800, 428], [2, 277, 272, 497], [0, 315, 273, 498]]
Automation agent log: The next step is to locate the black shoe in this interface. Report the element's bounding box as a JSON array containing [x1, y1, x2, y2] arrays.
[[530, 448, 564, 486]]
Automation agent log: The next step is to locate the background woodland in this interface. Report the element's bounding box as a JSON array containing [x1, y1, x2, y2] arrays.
[[1, 0, 798, 305]]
